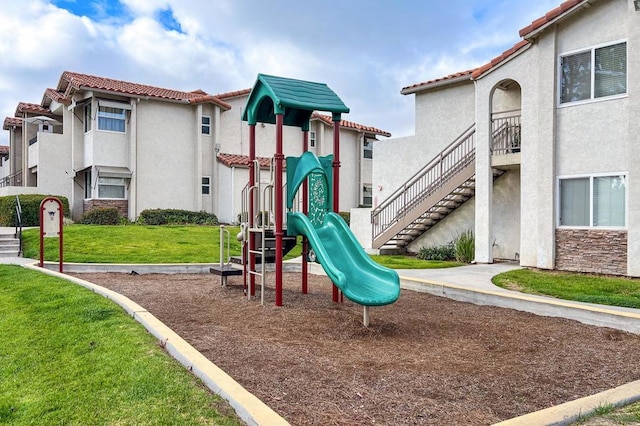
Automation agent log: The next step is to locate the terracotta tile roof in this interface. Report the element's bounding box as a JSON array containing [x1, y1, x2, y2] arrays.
[[0, 145, 8, 156], [3, 117, 22, 129], [42, 88, 71, 107], [217, 153, 276, 169], [403, 0, 591, 93], [57, 71, 231, 110], [401, 70, 475, 95], [216, 88, 251, 100], [519, 0, 586, 38], [311, 113, 391, 137], [14, 102, 52, 116]]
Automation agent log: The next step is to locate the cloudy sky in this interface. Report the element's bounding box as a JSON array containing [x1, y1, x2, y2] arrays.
[[0, 0, 562, 146]]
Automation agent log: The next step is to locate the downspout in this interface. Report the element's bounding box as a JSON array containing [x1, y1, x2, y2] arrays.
[[213, 105, 221, 215], [230, 166, 235, 223], [129, 99, 139, 221], [357, 132, 363, 206], [196, 104, 203, 211], [22, 112, 27, 186]]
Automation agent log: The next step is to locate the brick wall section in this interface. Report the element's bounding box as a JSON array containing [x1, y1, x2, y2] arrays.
[[83, 199, 128, 218], [555, 229, 627, 275]]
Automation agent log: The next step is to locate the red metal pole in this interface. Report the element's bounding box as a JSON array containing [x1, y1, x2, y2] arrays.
[[302, 129, 309, 294], [58, 203, 63, 273], [249, 124, 256, 297], [332, 117, 341, 303], [275, 114, 284, 306], [39, 204, 44, 268]]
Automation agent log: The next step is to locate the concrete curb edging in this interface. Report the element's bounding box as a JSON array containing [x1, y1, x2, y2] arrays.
[[23, 262, 289, 426], [493, 379, 640, 425]]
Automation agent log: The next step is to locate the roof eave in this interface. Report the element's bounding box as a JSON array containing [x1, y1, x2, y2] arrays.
[[401, 74, 473, 95], [519, 0, 596, 40], [471, 42, 533, 80]]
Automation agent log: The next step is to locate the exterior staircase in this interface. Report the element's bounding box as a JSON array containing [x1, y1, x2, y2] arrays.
[[0, 230, 20, 257], [372, 124, 501, 252]]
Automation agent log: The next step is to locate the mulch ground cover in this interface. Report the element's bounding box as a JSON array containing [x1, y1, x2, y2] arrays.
[[72, 271, 640, 425]]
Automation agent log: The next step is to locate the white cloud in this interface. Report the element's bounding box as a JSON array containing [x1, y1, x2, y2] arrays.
[[0, 0, 579, 146]]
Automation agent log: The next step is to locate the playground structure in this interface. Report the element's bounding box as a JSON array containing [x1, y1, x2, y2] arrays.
[[235, 74, 400, 323]]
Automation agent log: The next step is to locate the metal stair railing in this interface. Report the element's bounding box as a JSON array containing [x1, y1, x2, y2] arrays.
[[15, 195, 23, 256], [371, 124, 476, 244], [1, 170, 23, 188]]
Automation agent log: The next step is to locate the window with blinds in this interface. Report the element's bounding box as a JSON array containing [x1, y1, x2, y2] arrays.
[[560, 41, 626, 105], [559, 174, 626, 227]]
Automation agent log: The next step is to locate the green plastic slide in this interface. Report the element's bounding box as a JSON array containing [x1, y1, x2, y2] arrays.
[[287, 212, 400, 306]]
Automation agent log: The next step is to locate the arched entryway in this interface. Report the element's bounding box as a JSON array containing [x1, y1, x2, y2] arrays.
[[489, 79, 522, 261]]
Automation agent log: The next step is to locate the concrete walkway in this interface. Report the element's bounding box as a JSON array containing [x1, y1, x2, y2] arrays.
[[6, 254, 640, 425]]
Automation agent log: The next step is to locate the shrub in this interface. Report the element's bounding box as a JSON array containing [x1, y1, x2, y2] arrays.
[[454, 229, 475, 263], [338, 211, 350, 226], [77, 208, 121, 225], [416, 242, 455, 261], [0, 194, 70, 227], [138, 209, 218, 225]]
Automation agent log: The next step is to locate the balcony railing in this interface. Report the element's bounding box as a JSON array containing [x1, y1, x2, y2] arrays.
[[491, 109, 521, 155], [0, 170, 23, 188]]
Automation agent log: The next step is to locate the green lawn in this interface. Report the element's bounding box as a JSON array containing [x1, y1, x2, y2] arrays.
[[493, 269, 640, 309], [0, 265, 240, 425], [23, 225, 458, 269]]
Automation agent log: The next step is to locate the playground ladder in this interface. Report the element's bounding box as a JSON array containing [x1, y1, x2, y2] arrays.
[[241, 159, 278, 305]]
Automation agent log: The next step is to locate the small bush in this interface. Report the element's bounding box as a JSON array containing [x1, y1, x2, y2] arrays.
[[77, 208, 121, 225], [0, 194, 70, 226], [417, 242, 455, 261], [338, 211, 350, 226], [454, 229, 475, 263], [138, 209, 218, 225]]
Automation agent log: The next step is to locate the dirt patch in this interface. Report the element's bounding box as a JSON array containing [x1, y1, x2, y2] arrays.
[[73, 272, 640, 425]]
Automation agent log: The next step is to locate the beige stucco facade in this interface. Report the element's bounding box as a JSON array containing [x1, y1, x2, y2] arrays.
[[363, 0, 640, 276], [2, 73, 384, 227]]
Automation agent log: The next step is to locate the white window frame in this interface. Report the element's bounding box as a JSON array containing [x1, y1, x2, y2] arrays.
[[98, 177, 126, 199], [309, 130, 316, 148], [558, 39, 628, 107], [202, 116, 211, 135], [557, 172, 627, 229], [97, 106, 126, 133], [202, 176, 211, 195]]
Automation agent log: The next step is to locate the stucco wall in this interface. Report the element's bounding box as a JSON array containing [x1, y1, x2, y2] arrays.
[[37, 132, 72, 201], [627, 0, 640, 276], [406, 170, 520, 260], [135, 100, 199, 212]]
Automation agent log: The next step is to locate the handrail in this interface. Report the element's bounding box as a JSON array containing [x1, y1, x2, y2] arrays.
[[371, 125, 476, 242], [0, 170, 23, 188], [491, 112, 521, 155], [15, 195, 22, 256]]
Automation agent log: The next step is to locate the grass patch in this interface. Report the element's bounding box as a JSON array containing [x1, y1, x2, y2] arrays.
[[370, 255, 463, 269], [493, 269, 640, 309], [0, 265, 240, 425], [23, 225, 456, 269], [23, 225, 301, 264]]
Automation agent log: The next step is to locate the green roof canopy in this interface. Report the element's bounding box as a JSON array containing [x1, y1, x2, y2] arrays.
[[241, 74, 349, 131]]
